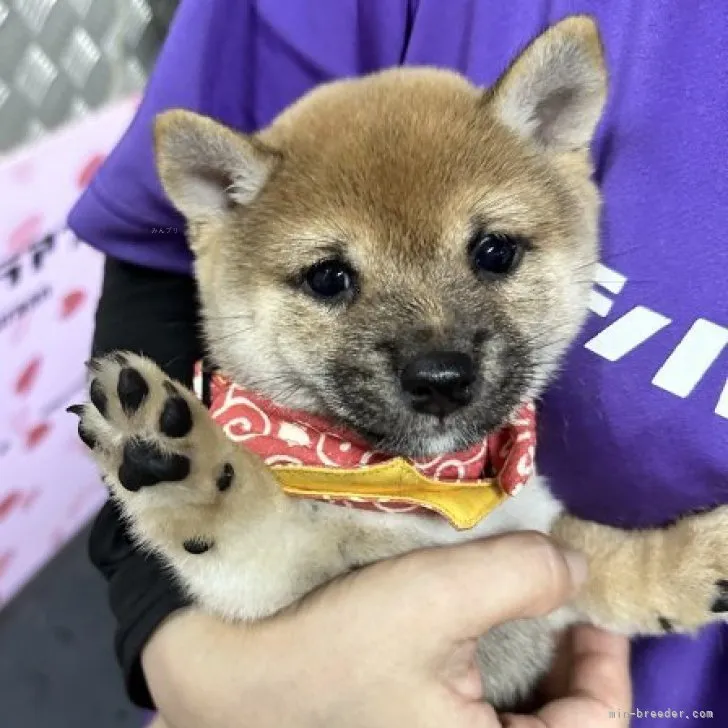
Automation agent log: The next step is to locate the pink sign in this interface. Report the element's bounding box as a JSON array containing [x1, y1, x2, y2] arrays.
[[0, 97, 139, 608]]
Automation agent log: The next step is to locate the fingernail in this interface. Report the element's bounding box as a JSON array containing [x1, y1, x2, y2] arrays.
[[561, 548, 588, 589]]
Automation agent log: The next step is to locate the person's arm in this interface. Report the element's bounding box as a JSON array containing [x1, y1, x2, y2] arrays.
[[88, 255, 203, 707]]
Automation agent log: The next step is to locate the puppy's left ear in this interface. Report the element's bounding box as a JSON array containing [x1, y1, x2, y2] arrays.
[[488, 15, 607, 151]]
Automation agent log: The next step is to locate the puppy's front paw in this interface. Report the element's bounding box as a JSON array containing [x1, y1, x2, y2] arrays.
[[555, 508, 728, 638], [68, 353, 244, 554], [655, 507, 728, 633]]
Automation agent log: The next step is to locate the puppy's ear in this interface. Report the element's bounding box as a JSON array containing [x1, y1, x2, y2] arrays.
[[154, 110, 279, 221], [488, 15, 607, 151]]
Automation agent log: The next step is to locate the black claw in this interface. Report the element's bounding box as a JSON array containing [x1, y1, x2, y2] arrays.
[[117, 368, 149, 415], [658, 616, 674, 633], [711, 580, 728, 613], [183, 538, 213, 554], [712, 597, 728, 614], [159, 396, 193, 438], [89, 378, 108, 417], [66, 404, 83, 416], [109, 352, 128, 366], [216, 463, 234, 492], [117, 439, 190, 491], [78, 422, 97, 449]]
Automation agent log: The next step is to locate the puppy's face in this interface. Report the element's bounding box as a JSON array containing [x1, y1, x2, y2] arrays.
[[155, 16, 607, 457]]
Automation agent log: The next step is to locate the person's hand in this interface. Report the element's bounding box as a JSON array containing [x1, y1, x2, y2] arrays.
[[142, 532, 631, 728]]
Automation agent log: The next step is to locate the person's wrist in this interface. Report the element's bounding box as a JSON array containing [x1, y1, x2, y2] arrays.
[[142, 609, 241, 721], [141, 607, 300, 728], [141, 606, 200, 670]]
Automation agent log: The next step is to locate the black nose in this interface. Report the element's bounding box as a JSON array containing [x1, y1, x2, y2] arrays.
[[400, 351, 475, 418]]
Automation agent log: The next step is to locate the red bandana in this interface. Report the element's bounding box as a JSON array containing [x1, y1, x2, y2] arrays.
[[200, 370, 537, 529]]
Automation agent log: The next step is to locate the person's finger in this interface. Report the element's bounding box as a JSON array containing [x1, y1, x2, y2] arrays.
[[537, 627, 575, 701], [561, 625, 631, 711], [417, 684, 522, 728], [504, 696, 629, 728], [383, 532, 588, 643], [540, 624, 631, 702], [501, 625, 631, 728]]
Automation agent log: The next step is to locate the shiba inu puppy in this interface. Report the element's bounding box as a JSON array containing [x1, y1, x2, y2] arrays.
[[72, 16, 728, 710]]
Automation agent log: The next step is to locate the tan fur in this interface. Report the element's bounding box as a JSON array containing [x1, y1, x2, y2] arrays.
[[76, 16, 728, 714], [555, 509, 728, 634]]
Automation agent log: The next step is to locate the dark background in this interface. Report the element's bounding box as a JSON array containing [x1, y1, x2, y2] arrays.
[[0, 525, 146, 727]]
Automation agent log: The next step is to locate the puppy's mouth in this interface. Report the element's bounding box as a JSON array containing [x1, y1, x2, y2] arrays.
[[323, 338, 535, 458], [327, 386, 527, 459]]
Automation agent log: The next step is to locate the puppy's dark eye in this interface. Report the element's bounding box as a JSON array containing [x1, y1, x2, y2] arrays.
[[303, 260, 355, 301], [469, 232, 523, 277]]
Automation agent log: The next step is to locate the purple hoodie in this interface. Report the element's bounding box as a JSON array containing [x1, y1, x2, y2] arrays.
[[68, 1, 728, 724]]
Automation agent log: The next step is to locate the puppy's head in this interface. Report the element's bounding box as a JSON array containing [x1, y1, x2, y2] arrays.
[[155, 16, 606, 457]]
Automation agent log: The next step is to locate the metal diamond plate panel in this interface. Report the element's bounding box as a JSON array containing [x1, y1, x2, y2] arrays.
[[0, 0, 178, 152]]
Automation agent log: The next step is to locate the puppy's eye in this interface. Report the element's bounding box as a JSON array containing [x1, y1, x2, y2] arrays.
[[303, 260, 355, 301], [468, 232, 523, 277]]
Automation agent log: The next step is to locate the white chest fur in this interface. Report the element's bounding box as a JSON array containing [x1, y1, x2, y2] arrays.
[[182, 473, 564, 621]]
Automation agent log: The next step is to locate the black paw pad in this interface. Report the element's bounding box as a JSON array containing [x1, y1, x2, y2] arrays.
[[159, 395, 193, 438], [711, 580, 728, 613], [117, 368, 149, 415], [89, 378, 108, 417], [117, 439, 190, 491], [183, 538, 213, 554], [78, 422, 97, 450], [658, 616, 674, 633], [216, 463, 234, 492]]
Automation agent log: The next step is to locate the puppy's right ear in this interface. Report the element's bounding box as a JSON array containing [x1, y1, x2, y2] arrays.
[[154, 110, 279, 221]]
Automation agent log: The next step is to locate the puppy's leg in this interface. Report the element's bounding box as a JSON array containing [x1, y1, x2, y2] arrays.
[[553, 509, 728, 635], [72, 352, 350, 619]]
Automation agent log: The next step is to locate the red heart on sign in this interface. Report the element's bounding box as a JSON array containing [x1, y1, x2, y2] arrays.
[[77, 154, 106, 189], [15, 357, 41, 395], [60, 289, 86, 319], [8, 213, 43, 255], [0, 492, 22, 522], [26, 422, 51, 449], [0, 551, 15, 580]]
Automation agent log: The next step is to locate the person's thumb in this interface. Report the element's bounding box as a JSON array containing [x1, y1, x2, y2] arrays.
[[387, 531, 588, 644]]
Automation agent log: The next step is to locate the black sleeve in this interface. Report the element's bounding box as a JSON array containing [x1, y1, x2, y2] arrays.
[[88, 255, 204, 709]]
